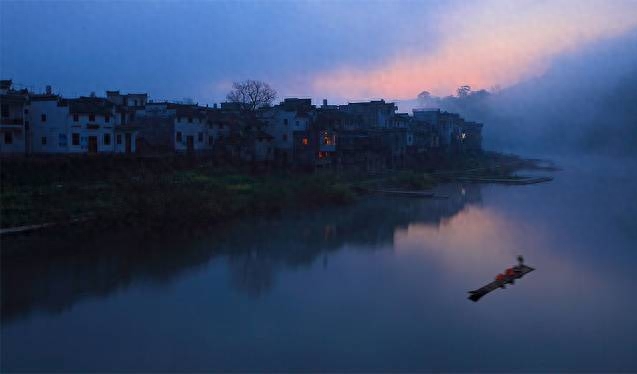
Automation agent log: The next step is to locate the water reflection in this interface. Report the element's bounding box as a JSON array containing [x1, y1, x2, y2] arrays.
[[1, 183, 481, 324]]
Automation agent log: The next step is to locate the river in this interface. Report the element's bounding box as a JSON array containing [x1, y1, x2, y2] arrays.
[[2, 156, 637, 372]]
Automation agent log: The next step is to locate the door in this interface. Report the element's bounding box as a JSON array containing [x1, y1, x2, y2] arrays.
[[125, 133, 132, 154], [88, 136, 98, 153], [186, 136, 194, 153]]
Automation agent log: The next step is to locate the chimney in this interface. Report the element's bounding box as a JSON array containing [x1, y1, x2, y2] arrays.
[[45, 85, 52, 95], [213, 103, 218, 109], [323, 99, 327, 107]]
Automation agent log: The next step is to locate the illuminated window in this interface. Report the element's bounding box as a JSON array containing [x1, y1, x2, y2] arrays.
[[302, 137, 309, 145]]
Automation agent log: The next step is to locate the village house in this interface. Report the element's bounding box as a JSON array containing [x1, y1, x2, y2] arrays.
[[0, 80, 29, 154], [1, 78, 484, 163], [260, 98, 314, 165], [292, 109, 339, 170], [28, 91, 138, 154], [339, 100, 397, 129]]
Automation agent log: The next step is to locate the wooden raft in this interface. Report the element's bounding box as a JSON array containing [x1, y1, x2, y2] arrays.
[[468, 265, 535, 302]]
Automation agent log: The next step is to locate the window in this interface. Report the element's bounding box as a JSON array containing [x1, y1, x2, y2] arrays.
[[72, 133, 80, 146], [41, 136, 47, 145], [176, 131, 182, 142], [4, 132, 13, 144], [295, 121, 299, 127], [282, 134, 288, 142], [73, 114, 79, 122], [1, 104, 8, 118], [283, 119, 288, 126], [302, 137, 309, 145], [208, 135, 213, 145], [41, 114, 47, 122], [104, 134, 111, 145], [105, 114, 110, 123], [89, 113, 95, 122], [117, 134, 122, 145], [134, 99, 138, 106], [24, 108, 29, 115], [198, 132, 203, 142], [59, 134, 67, 147]]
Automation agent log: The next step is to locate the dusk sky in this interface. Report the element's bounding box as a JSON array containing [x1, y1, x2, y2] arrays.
[[2, 0, 636, 105]]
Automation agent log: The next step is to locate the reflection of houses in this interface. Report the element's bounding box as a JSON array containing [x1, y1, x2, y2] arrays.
[[0, 182, 482, 322], [0, 80, 29, 154]]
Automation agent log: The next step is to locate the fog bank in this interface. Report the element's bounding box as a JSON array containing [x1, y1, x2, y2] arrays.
[[400, 30, 637, 155]]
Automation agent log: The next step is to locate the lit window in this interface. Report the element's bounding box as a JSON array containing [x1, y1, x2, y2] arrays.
[[302, 137, 309, 145]]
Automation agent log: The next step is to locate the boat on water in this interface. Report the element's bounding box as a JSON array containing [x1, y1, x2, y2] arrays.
[[468, 259, 535, 302]]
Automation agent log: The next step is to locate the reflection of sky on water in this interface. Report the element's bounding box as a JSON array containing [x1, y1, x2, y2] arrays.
[[2, 156, 637, 371]]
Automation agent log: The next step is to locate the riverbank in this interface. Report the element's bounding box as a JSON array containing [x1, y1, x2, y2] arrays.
[[0, 152, 549, 232]]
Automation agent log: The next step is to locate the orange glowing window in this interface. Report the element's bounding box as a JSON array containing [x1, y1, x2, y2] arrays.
[[302, 137, 309, 145]]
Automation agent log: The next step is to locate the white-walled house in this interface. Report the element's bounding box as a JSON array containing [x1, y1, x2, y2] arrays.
[[28, 95, 137, 154], [260, 98, 314, 163], [0, 80, 29, 154], [134, 102, 215, 153], [172, 105, 211, 153]]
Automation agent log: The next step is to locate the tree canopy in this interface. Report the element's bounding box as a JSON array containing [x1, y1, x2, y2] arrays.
[[226, 80, 277, 111]]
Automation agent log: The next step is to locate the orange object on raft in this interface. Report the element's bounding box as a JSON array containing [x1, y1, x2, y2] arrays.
[[495, 274, 506, 282], [505, 268, 516, 277]]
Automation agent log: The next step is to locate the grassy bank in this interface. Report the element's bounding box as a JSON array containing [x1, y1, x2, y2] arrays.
[[0, 152, 542, 230]]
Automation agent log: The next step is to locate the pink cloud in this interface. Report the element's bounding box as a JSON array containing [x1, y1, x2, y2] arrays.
[[311, 0, 637, 100]]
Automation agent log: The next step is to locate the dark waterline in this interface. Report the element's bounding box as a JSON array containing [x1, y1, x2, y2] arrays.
[[2, 156, 637, 372]]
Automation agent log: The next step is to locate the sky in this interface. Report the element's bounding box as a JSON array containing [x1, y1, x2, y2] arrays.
[[1, 0, 637, 105]]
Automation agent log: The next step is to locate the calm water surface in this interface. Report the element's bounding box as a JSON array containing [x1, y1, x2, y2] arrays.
[[2, 156, 637, 372]]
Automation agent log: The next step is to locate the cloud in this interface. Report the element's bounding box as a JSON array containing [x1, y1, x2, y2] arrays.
[[311, 0, 637, 100]]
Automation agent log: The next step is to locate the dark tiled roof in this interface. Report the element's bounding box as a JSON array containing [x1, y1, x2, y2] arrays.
[[68, 97, 114, 115]]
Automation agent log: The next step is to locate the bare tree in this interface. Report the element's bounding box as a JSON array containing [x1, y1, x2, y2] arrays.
[[226, 80, 277, 111]]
